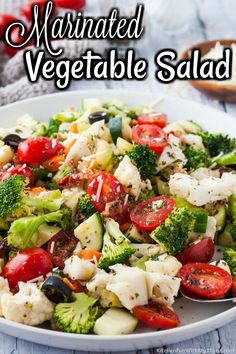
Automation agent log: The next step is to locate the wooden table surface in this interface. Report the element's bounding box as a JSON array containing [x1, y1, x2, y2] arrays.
[[1, 0, 236, 353]]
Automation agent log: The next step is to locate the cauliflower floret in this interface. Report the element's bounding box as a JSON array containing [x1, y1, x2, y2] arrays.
[[107, 264, 148, 310], [1, 282, 54, 325], [145, 272, 181, 306], [157, 134, 187, 172], [65, 135, 93, 163], [145, 254, 182, 277], [0, 277, 10, 317], [63, 255, 95, 281], [164, 120, 200, 135], [169, 172, 236, 206], [163, 121, 185, 134], [132, 243, 164, 257], [180, 134, 204, 148], [191, 167, 220, 180], [114, 155, 141, 198], [84, 120, 111, 142], [86, 269, 112, 297], [178, 120, 201, 134], [62, 187, 85, 215]]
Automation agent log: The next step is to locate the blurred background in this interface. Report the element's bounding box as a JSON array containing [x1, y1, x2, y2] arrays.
[[0, 0, 236, 107]]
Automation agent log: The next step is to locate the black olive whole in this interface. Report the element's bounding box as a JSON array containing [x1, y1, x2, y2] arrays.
[[88, 111, 109, 124], [3, 134, 25, 150], [41, 276, 72, 303]]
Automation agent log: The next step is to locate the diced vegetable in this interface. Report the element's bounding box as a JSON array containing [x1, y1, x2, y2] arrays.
[[41, 276, 72, 303], [93, 308, 138, 335], [74, 213, 104, 251], [109, 116, 122, 143]]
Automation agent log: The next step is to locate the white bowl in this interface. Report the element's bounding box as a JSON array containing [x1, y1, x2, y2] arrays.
[[0, 90, 235, 352]]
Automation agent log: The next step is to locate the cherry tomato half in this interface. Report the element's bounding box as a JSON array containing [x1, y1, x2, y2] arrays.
[[47, 230, 78, 269], [2, 248, 52, 290], [137, 113, 167, 128], [21, 0, 58, 22], [0, 14, 20, 40], [87, 172, 129, 224], [0, 164, 35, 187], [55, 0, 86, 10], [178, 263, 232, 299], [176, 238, 214, 265], [133, 302, 180, 330], [18, 137, 64, 164], [130, 196, 175, 231], [132, 124, 168, 155]]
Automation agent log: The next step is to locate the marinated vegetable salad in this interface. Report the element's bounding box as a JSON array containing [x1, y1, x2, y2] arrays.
[[0, 98, 236, 335]]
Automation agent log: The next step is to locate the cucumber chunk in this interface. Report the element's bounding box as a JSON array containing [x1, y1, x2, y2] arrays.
[[30, 224, 61, 248], [218, 223, 233, 247], [193, 212, 208, 233], [95, 140, 113, 169], [156, 177, 170, 196], [228, 195, 236, 219], [126, 224, 152, 243], [99, 289, 122, 308], [109, 116, 122, 143], [215, 205, 226, 232], [93, 308, 138, 335], [74, 213, 104, 251], [116, 137, 133, 155], [131, 255, 148, 270]]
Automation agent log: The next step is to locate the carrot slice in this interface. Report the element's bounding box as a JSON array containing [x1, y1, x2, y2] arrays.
[[70, 123, 79, 134], [80, 249, 102, 261], [63, 278, 84, 293], [42, 155, 65, 172], [29, 186, 46, 195]]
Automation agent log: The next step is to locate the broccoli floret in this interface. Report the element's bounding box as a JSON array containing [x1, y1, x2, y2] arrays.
[[213, 150, 236, 166], [53, 164, 72, 183], [223, 248, 236, 276], [126, 143, 157, 179], [26, 189, 64, 213], [0, 175, 26, 219], [32, 168, 52, 181], [54, 293, 100, 334], [45, 181, 59, 190], [184, 146, 210, 171], [47, 118, 61, 137], [199, 132, 236, 157], [79, 195, 96, 218], [59, 207, 73, 230], [0, 175, 67, 220], [8, 210, 65, 249], [127, 110, 138, 120], [98, 220, 136, 270], [151, 208, 195, 255]]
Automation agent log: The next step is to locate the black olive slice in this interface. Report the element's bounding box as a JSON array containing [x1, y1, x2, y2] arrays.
[[41, 276, 72, 303], [3, 134, 25, 149], [88, 111, 109, 124]]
